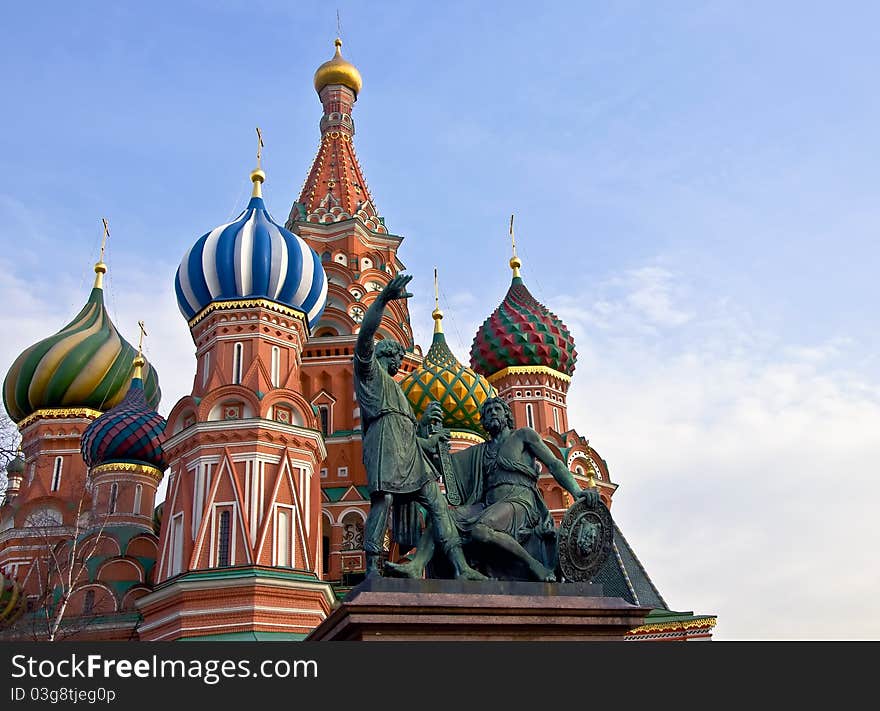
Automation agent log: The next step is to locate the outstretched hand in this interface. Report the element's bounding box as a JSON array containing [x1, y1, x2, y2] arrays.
[[380, 273, 414, 303]]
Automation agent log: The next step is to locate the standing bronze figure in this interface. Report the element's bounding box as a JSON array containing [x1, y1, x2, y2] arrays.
[[354, 273, 485, 580]]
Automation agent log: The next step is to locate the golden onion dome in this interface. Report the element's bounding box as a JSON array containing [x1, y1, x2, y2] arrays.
[[314, 38, 363, 96]]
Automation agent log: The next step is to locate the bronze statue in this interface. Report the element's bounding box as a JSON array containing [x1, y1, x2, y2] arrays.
[[354, 273, 485, 580], [385, 397, 599, 581]]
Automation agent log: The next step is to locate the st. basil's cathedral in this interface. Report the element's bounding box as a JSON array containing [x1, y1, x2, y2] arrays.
[[0, 41, 716, 641]]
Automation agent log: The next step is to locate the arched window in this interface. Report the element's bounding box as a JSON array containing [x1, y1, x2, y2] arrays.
[[51, 457, 63, 492], [133, 484, 142, 515], [217, 511, 231, 567], [232, 342, 244, 385], [271, 346, 281, 388], [553, 407, 560, 431], [525, 403, 534, 429], [109, 483, 118, 514], [202, 350, 211, 387]]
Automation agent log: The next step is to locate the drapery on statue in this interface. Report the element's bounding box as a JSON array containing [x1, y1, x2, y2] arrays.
[[354, 273, 486, 580], [385, 397, 600, 582]]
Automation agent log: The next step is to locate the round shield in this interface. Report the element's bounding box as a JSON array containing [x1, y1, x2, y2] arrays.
[[557, 496, 614, 582]]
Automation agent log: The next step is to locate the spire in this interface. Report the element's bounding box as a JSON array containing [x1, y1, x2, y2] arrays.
[[289, 39, 385, 232], [432, 267, 444, 335], [509, 214, 522, 280], [94, 218, 110, 289], [250, 127, 266, 199]]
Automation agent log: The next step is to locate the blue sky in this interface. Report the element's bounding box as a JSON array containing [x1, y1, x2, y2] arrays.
[[2, 1, 878, 639]]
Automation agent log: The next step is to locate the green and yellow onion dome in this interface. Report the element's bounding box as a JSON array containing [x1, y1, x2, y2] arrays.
[[470, 260, 577, 378], [401, 308, 497, 435], [2, 264, 160, 423], [0, 570, 24, 627]]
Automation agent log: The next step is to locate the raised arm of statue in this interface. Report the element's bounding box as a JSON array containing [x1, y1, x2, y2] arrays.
[[522, 429, 598, 506], [355, 273, 414, 363]]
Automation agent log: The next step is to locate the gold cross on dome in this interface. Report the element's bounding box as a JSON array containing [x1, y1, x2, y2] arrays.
[[509, 214, 517, 259], [100, 218, 110, 261], [137, 320, 148, 357], [256, 127, 264, 168]]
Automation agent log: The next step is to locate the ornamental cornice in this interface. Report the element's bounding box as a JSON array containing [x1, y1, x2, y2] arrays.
[[188, 299, 309, 331], [17, 408, 103, 429], [90, 463, 164, 481], [487, 366, 571, 385], [627, 617, 718, 635], [449, 430, 487, 444]]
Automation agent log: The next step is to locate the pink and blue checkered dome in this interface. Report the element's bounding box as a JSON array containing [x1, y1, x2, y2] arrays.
[[174, 195, 328, 328], [81, 376, 167, 471]]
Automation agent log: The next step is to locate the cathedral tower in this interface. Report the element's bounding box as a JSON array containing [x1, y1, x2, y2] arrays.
[[287, 40, 420, 581], [1, 257, 160, 605], [138, 162, 334, 641]]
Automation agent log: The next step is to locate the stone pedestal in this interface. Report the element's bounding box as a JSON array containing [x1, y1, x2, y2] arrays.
[[307, 578, 651, 641]]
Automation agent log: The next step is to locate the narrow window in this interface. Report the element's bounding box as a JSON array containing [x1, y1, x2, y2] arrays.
[[171, 515, 184, 576], [318, 405, 330, 436], [526, 403, 534, 429], [553, 407, 560, 431], [320, 468, 328, 479], [51, 457, 63, 492], [232, 342, 244, 385], [133, 484, 142, 515], [217, 510, 231, 567], [109, 483, 118, 514], [322, 535, 330, 574], [202, 350, 211, 387], [277, 508, 291, 567], [83, 589, 95, 615], [271, 347, 281, 388]]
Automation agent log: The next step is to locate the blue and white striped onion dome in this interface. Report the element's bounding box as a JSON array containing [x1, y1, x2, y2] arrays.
[[175, 187, 328, 328]]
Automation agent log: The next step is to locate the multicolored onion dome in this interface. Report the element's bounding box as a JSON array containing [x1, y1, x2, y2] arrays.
[[175, 172, 328, 328], [3, 270, 161, 423], [81, 363, 167, 471], [0, 570, 25, 627], [402, 311, 497, 434], [470, 274, 577, 377]]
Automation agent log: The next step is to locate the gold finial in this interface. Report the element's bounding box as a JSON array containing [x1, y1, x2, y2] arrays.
[[250, 127, 266, 198], [133, 320, 147, 379], [94, 218, 110, 288], [508, 214, 522, 277], [432, 267, 444, 334]]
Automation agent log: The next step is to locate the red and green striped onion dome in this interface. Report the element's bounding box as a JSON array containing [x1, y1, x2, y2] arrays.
[[80, 359, 167, 472], [0, 569, 25, 627], [402, 310, 497, 434], [470, 271, 577, 378], [2, 265, 160, 423]]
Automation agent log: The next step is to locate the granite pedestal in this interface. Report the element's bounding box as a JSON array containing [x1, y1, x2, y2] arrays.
[[307, 577, 651, 641]]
